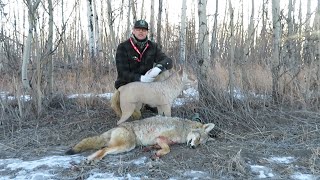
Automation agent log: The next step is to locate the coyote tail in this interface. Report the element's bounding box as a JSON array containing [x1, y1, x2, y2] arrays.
[[111, 90, 121, 117], [65, 135, 108, 155]]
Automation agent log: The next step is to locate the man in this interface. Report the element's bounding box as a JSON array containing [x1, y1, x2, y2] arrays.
[[114, 20, 173, 89], [113, 20, 173, 113]]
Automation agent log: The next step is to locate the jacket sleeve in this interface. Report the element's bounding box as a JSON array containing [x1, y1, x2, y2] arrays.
[[115, 43, 141, 82], [154, 43, 173, 70]]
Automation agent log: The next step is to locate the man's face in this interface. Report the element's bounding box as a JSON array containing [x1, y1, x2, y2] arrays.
[[133, 28, 148, 40]]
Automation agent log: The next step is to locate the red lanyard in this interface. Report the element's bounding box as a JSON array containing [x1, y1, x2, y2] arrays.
[[129, 37, 149, 62]]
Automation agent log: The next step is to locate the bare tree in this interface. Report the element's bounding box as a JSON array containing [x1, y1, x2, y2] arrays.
[[125, 0, 132, 38], [210, 0, 218, 60], [197, 0, 210, 103], [157, 0, 163, 47], [22, 0, 41, 92], [228, 0, 235, 103], [106, 0, 117, 60], [131, 0, 137, 22], [150, 0, 155, 41], [86, 0, 96, 59], [313, 0, 320, 100], [271, 0, 281, 102], [44, 0, 54, 102], [93, 0, 102, 58], [140, 0, 145, 19], [179, 0, 187, 64]]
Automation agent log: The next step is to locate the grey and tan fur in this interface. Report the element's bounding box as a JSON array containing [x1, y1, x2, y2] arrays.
[[111, 67, 195, 125], [65, 116, 215, 163]]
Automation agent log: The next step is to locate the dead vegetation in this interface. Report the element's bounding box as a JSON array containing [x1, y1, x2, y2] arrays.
[[1, 69, 320, 179]]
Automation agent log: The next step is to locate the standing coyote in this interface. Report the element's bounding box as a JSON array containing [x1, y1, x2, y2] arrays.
[[65, 116, 215, 163], [111, 67, 194, 125]]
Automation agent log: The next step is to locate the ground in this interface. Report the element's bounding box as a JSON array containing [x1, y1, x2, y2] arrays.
[[0, 97, 319, 179]]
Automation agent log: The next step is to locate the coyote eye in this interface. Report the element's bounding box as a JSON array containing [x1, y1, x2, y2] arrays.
[[187, 139, 192, 145]]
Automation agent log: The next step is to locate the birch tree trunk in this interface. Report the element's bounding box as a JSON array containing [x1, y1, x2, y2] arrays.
[[93, 0, 102, 59], [131, 0, 137, 22], [86, 0, 96, 59], [228, 0, 235, 103], [150, 0, 155, 41], [210, 0, 218, 60], [303, 0, 312, 101], [45, 0, 54, 102], [106, 0, 117, 60], [241, 0, 254, 91], [179, 0, 187, 64], [22, 0, 41, 92], [271, 0, 281, 102], [197, 0, 210, 104], [140, 0, 145, 19], [157, 0, 163, 47], [61, 0, 70, 65], [314, 0, 320, 104], [126, 0, 132, 38]]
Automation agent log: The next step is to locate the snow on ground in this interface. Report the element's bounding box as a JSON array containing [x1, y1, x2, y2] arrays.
[[250, 156, 318, 180], [0, 154, 318, 180]]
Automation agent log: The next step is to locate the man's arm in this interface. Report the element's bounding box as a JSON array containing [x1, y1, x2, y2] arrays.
[[154, 44, 173, 71]]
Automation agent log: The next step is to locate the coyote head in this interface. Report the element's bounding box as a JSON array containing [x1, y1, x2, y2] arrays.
[[187, 123, 215, 148]]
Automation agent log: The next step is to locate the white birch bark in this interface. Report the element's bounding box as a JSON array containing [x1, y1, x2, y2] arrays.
[[150, 0, 155, 41], [314, 0, 320, 96], [210, 0, 218, 59], [140, 0, 145, 19], [197, 0, 210, 102], [272, 0, 281, 102], [86, 0, 96, 59], [46, 0, 54, 100], [22, 0, 41, 92], [106, 0, 117, 57], [126, 0, 132, 38], [131, 0, 137, 22], [157, 0, 163, 47], [93, 0, 102, 58], [228, 0, 235, 101], [179, 0, 187, 64]]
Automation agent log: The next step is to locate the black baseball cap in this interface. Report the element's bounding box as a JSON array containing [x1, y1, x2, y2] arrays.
[[134, 20, 149, 30]]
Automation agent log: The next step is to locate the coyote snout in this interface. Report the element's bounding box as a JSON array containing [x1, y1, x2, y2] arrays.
[[66, 116, 215, 163], [187, 124, 215, 148]]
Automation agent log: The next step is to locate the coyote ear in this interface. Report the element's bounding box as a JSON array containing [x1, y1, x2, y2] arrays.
[[203, 123, 215, 133]]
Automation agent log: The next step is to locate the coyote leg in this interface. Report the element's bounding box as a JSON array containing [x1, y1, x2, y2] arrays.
[[154, 136, 171, 157], [157, 105, 171, 117], [131, 103, 142, 120], [118, 103, 136, 124], [86, 127, 136, 162]]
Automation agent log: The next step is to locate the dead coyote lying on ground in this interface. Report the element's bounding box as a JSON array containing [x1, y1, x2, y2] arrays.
[[111, 67, 194, 125], [65, 116, 215, 163]]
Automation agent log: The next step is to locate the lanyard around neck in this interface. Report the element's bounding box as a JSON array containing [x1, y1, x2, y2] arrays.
[[130, 37, 149, 62]]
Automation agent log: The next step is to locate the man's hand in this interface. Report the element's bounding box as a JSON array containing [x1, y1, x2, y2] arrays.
[[145, 66, 162, 78], [140, 75, 155, 82]]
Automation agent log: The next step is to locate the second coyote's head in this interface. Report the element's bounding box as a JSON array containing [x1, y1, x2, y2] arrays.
[[187, 123, 215, 148]]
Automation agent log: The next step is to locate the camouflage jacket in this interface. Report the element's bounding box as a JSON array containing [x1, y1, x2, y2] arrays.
[[114, 38, 173, 89]]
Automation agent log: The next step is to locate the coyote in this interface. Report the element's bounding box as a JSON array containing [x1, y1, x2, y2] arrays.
[[111, 67, 195, 125], [65, 116, 215, 163]]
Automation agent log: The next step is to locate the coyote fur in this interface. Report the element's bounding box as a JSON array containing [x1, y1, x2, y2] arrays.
[[65, 116, 215, 163], [111, 68, 194, 125]]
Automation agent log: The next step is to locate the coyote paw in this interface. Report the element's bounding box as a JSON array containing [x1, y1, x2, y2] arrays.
[[150, 154, 160, 161], [85, 158, 100, 165]]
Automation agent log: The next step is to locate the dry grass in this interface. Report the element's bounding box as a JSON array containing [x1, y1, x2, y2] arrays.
[[0, 62, 320, 179]]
